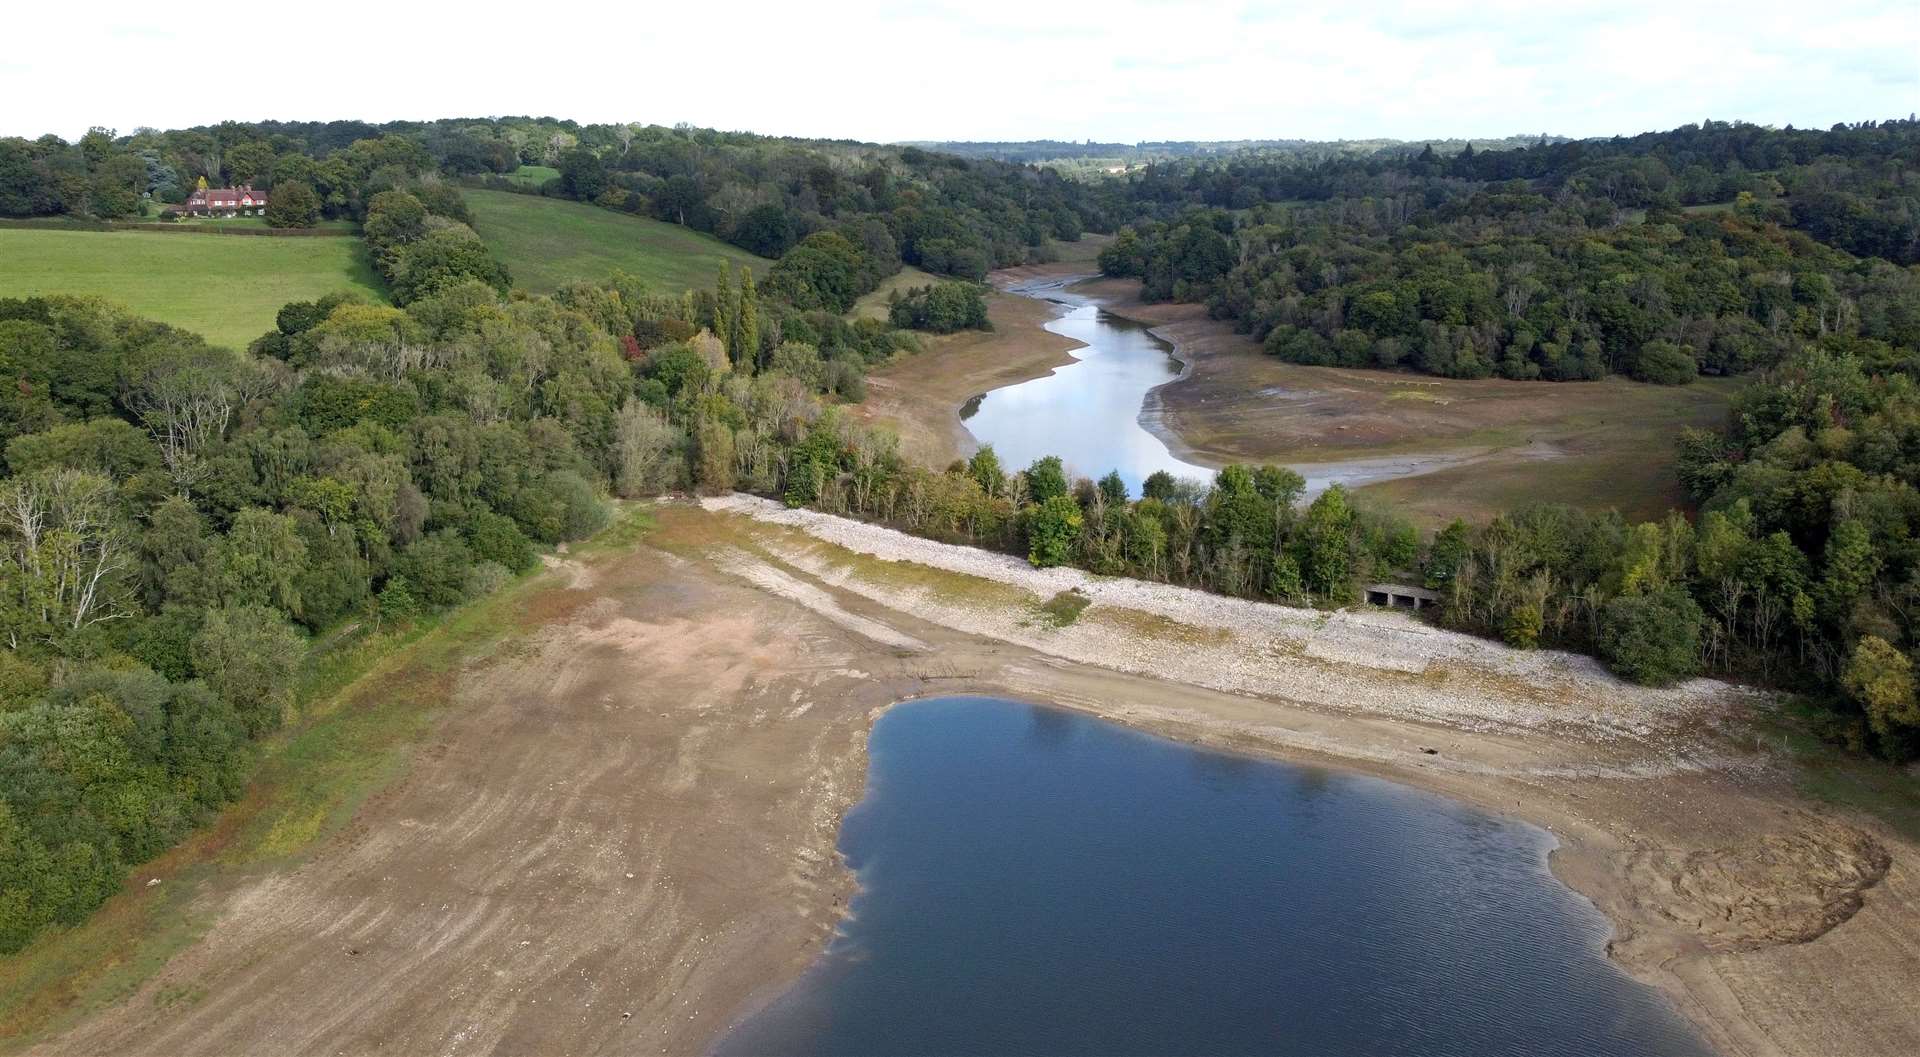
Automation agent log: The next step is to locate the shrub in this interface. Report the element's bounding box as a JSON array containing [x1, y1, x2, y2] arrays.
[[1598, 588, 1703, 685], [466, 509, 537, 573], [1626, 340, 1699, 385], [396, 531, 476, 608], [1027, 495, 1083, 568], [191, 604, 305, 736]]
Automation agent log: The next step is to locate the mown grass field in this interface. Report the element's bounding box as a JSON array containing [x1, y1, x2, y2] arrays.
[[464, 188, 767, 294], [0, 227, 384, 348]]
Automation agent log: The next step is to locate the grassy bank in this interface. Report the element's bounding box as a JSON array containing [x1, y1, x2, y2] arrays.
[[0, 507, 652, 1051], [464, 188, 767, 294], [851, 265, 941, 321], [1351, 375, 1739, 525], [0, 228, 383, 348]]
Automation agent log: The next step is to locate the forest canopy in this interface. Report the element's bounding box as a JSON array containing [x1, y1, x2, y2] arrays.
[[1094, 118, 1920, 384]]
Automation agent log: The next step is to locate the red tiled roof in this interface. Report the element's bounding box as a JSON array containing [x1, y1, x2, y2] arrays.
[[185, 185, 267, 206]]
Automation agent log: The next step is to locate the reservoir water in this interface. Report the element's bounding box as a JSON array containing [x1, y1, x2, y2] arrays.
[[966, 278, 1522, 500], [716, 697, 1709, 1057], [960, 279, 1212, 495]]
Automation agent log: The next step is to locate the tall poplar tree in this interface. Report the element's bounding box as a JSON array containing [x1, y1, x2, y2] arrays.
[[733, 267, 759, 370], [712, 262, 736, 358]]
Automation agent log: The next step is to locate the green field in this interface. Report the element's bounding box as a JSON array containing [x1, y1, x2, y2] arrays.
[[851, 265, 941, 320], [150, 215, 360, 233], [0, 228, 384, 348], [504, 165, 560, 187], [464, 188, 768, 294]]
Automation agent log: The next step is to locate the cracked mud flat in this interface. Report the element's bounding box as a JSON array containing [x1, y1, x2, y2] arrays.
[[28, 501, 1919, 1057]]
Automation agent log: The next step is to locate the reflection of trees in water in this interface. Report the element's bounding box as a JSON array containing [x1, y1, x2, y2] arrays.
[[1188, 747, 1256, 789], [1291, 766, 1334, 801], [1025, 703, 1075, 750]]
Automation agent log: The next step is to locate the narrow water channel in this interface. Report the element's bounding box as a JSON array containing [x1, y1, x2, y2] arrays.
[[960, 278, 1212, 496], [966, 278, 1510, 499], [715, 697, 1710, 1057]]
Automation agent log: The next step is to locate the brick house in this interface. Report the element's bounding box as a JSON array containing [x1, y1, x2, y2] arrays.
[[175, 185, 268, 217]]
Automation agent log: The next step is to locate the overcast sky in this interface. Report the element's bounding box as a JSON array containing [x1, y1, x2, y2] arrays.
[[6, 1, 1914, 144]]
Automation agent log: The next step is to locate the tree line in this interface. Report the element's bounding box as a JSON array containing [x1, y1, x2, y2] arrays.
[[1094, 119, 1920, 384], [0, 231, 1030, 950]]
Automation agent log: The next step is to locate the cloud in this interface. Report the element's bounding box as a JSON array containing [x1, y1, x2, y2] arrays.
[[4, 0, 1914, 143]]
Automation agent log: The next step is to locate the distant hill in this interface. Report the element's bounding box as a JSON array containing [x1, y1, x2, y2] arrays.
[[464, 188, 769, 295], [900, 135, 1570, 171]]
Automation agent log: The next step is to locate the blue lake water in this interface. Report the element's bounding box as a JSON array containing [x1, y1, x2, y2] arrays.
[[715, 696, 1710, 1057], [960, 281, 1212, 496]]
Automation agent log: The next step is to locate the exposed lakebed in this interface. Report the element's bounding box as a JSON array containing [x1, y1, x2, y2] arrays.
[[960, 277, 1520, 497], [715, 696, 1709, 1056]]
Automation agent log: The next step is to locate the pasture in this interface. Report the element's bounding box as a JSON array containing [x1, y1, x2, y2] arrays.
[[504, 165, 560, 187], [0, 227, 384, 348], [464, 189, 767, 294]]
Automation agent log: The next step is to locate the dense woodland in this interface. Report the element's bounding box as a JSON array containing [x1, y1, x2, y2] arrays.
[[1098, 119, 1920, 384], [5, 116, 1920, 955], [0, 118, 1103, 284]]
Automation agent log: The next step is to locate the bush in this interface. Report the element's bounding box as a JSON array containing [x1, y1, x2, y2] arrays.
[[511, 471, 609, 543], [823, 359, 866, 402], [465, 509, 537, 573], [396, 531, 475, 608], [1626, 340, 1699, 385], [1026, 495, 1083, 568], [462, 561, 513, 601], [1598, 588, 1703, 685], [191, 604, 305, 736]]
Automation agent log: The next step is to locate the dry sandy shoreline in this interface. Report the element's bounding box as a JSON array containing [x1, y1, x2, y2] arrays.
[[19, 501, 1916, 1057], [698, 495, 1918, 1057]]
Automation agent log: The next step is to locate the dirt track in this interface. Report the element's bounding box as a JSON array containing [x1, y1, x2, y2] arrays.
[[23, 502, 1920, 1057]]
